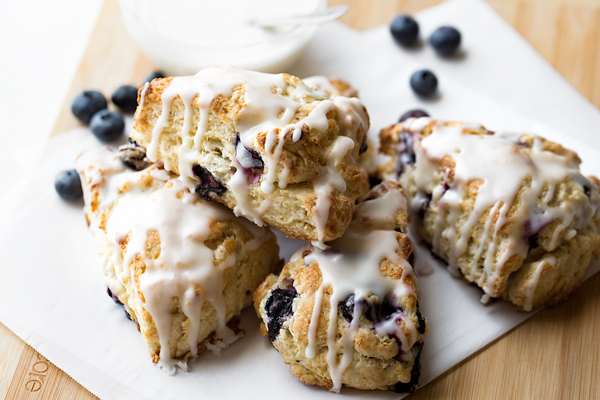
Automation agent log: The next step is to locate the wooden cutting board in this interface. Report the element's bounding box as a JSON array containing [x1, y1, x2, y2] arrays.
[[2, 0, 600, 398]]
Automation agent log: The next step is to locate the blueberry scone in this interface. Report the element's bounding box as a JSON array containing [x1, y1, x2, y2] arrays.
[[76, 145, 280, 372], [130, 66, 370, 244], [254, 182, 427, 392], [376, 118, 600, 311]]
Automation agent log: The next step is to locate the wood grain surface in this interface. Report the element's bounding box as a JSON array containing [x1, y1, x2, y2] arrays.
[[2, 0, 600, 398]]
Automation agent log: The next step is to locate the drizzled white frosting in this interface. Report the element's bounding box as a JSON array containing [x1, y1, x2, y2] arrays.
[[77, 147, 270, 372], [137, 67, 369, 241], [300, 185, 418, 392], [404, 118, 597, 305]]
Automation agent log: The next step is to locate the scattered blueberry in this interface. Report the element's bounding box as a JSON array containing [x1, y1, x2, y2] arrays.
[[118, 144, 150, 171], [55, 169, 83, 201], [112, 85, 139, 113], [399, 109, 429, 123], [192, 164, 227, 201], [390, 15, 420, 46], [430, 26, 461, 56], [265, 286, 298, 342], [145, 71, 166, 83], [71, 91, 107, 124], [410, 69, 438, 97], [90, 109, 125, 142]]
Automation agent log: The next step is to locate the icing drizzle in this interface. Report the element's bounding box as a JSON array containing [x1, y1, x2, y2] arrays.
[[77, 147, 270, 372], [300, 184, 418, 392], [137, 67, 369, 242], [404, 118, 598, 308]]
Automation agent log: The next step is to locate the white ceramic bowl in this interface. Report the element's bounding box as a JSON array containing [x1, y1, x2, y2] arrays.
[[119, 0, 325, 75]]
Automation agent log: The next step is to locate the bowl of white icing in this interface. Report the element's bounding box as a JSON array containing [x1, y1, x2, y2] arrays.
[[119, 0, 326, 75]]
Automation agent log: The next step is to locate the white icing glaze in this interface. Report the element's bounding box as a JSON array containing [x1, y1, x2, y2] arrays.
[[406, 119, 596, 297], [523, 256, 556, 311], [77, 147, 270, 372], [301, 186, 417, 392], [140, 67, 369, 238]]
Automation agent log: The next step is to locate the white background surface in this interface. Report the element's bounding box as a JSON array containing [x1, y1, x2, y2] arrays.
[[0, 0, 103, 194]]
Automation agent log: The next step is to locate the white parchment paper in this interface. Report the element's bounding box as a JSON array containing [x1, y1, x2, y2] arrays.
[[1, 0, 600, 398]]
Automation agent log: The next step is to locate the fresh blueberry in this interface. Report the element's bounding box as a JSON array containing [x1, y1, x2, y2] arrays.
[[112, 85, 139, 113], [399, 109, 429, 122], [55, 169, 83, 201], [90, 109, 125, 142], [145, 71, 166, 83], [71, 91, 107, 124], [118, 144, 150, 171], [265, 286, 298, 342], [410, 69, 438, 97], [430, 26, 461, 56], [192, 165, 227, 201], [390, 15, 419, 46]]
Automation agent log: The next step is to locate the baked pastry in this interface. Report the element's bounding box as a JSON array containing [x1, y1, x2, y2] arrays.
[[303, 75, 359, 98], [130, 66, 370, 244], [254, 181, 427, 392], [375, 118, 600, 310], [76, 144, 280, 372]]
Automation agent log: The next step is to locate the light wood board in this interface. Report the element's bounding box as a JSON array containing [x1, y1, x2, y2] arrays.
[[2, 0, 600, 398]]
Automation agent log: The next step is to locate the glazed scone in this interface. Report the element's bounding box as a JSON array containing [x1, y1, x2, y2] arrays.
[[76, 145, 280, 372], [254, 182, 427, 392], [130, 66, 370, 244], [376, 118, 600, 311], [303, 75, 359, 98]]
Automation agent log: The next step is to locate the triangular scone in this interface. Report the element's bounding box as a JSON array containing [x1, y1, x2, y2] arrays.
[[130, 66, 370, 243], [77, 145, 280, 372], [254, 182, 427, 393], [375, 118, 600, 310]]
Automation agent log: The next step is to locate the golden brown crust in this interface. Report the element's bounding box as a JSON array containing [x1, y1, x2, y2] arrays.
[[131, 72, 369, 242]]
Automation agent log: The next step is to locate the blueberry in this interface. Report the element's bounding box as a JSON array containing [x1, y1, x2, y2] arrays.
[[118, 144, 150, 171], [396, 129, 416, 175], [399, 109, 429, 123], [394, 341, 423, 393], [107, 288, 132, 321], [359, 134, 368, 155], [71, 91, 107, 124], [265, 286, 298, 342], [390, 15, 419, 46], [368, 176, 382, 189], [192, 165, 227, 201], [340, 294, 356, 322], [112, 85, 139, 113], [415, 303, 426, 335], [430, 26, 461, 56], [363, 297, 398, 323], [90, 110, 125, 142], [235, 134, 264, 169], [55, 169, 83, 201], [145, 71, 166, 83], [415, 192, 432, 221], [410, 69, 438, 97]]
